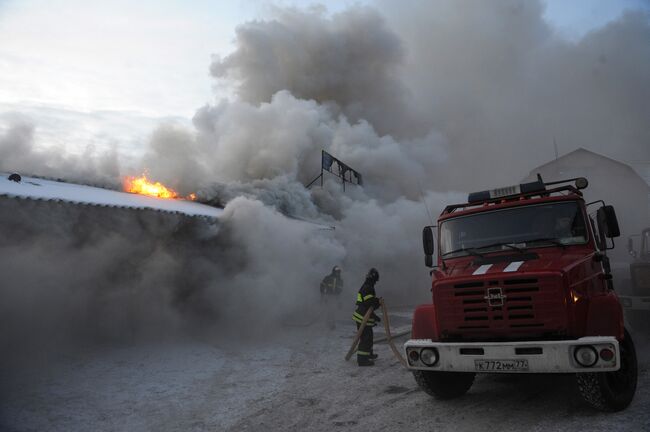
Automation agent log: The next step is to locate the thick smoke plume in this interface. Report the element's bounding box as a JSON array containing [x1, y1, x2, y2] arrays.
[[379, 0, 650, 189], [210, 2, 650, 189], [210, 6, 424, 137], [1, 0, 650, 362]]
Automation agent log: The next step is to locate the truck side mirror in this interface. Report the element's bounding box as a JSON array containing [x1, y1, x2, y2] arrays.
[[597, 205, 620, 238], [423, 226, 435, 267]]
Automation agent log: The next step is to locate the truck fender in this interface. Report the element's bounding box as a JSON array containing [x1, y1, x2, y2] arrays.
[[585, 292, 625, 339], [411, 304, 439, 340]]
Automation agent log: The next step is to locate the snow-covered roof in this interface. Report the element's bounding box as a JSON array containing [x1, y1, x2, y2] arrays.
[[0, 172, 223, 219]]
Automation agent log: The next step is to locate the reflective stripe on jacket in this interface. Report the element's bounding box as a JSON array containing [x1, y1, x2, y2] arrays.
[[352, 280, 380, 326]]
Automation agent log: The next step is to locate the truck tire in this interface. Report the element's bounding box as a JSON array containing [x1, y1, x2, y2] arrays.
[[575, 329, 638, 412], [413, 370, 475, 399], [629, 311, 650, 333]]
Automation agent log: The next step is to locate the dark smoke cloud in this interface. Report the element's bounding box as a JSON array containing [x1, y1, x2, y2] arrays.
[[379, 0, 650, 189], [211, 6, 426, 137], [198, 175, 324, 219]]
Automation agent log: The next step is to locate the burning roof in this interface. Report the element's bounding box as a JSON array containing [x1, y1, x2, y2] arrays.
[[123, 173, 197, 201], [0, 172, 222, 219]]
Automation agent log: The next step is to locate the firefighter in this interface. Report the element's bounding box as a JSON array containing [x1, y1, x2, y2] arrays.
[[320, 266, 344, 329], [352, 268, 381, 366]]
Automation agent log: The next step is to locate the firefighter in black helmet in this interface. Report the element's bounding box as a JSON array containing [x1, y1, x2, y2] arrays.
[[352, 268, 381, 366], [320, 265, 344, 329], [321, 266, 343, 296]]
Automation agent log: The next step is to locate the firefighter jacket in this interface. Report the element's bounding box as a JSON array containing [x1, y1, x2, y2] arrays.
[[320, 273, 343, 295], [352, 280, 381, 326]]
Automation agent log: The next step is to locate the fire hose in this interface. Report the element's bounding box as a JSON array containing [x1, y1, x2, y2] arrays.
[[345, 299, 407, 367]]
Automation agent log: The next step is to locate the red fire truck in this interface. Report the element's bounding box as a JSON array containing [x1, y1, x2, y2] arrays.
[[404, 176, 638, 411]]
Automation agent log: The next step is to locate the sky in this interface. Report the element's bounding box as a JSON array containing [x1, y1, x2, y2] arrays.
[[0, 0, 649, 159]]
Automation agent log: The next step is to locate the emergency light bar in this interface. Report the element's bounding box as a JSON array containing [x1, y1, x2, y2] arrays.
[[467, 175, 588, 204]]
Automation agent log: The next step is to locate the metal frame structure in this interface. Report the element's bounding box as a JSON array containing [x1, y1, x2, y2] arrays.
[[306, 150, 363, 191]]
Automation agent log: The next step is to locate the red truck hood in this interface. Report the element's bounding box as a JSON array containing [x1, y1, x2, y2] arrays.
[[440, 246, 593, 280]]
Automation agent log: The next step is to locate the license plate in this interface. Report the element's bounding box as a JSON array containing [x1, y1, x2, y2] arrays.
[[474, 359, 529, 372]]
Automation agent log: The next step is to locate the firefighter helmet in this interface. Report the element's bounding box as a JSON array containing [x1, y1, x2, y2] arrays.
[[366, 267, 379, 283]]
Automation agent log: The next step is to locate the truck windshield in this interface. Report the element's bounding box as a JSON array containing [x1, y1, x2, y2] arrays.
[[440, 201, 588, 258]]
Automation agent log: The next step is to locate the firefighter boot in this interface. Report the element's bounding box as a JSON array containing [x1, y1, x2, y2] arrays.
[[358, 358, 375, 366], [357, 354, 375, 366]]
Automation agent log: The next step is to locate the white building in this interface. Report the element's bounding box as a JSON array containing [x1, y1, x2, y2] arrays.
[[524, 148, 650, 261]]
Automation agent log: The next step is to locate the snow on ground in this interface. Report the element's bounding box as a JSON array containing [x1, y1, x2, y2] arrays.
[[2, 311, 650, 432]]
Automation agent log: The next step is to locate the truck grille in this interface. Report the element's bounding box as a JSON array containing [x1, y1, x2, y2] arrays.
[[436, 275, 566, 340]]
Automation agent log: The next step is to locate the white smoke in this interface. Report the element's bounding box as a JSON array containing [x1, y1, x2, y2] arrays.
[[142, 90, 448, 203], [0, 121, 120, 187]]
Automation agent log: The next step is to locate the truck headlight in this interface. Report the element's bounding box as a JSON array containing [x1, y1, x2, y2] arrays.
[[420, 348, 439, 366], [574, 346, 598, 367]]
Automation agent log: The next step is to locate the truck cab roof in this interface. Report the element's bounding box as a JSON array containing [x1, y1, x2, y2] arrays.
[[439, 176, 588, 221]]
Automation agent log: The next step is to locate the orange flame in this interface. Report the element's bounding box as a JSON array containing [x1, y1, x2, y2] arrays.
[[123, 174, 182, 199]]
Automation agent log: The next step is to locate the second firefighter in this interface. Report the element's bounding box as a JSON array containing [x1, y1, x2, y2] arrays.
[[320, 266, 344, 329]]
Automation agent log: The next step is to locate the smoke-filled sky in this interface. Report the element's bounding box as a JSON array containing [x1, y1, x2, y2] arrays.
[[2, 0, 649, 240], [0, 0, 649, 179]]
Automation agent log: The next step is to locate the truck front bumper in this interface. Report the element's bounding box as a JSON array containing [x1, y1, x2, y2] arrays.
[[404, 337, 620, 373]]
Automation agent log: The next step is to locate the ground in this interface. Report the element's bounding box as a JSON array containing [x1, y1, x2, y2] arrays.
[[2, 309, 649, 432]]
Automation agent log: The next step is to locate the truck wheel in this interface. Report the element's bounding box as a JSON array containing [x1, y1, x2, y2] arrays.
[[413, 370, 475, 399], [576, 329, 638, 412]]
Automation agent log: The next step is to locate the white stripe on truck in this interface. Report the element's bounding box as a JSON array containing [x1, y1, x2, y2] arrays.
[[472, 264, 492, 275], [503, 261, 524, 272]]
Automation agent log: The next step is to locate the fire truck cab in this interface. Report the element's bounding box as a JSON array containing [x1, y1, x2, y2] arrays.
[[404, 176, 638, 412]]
